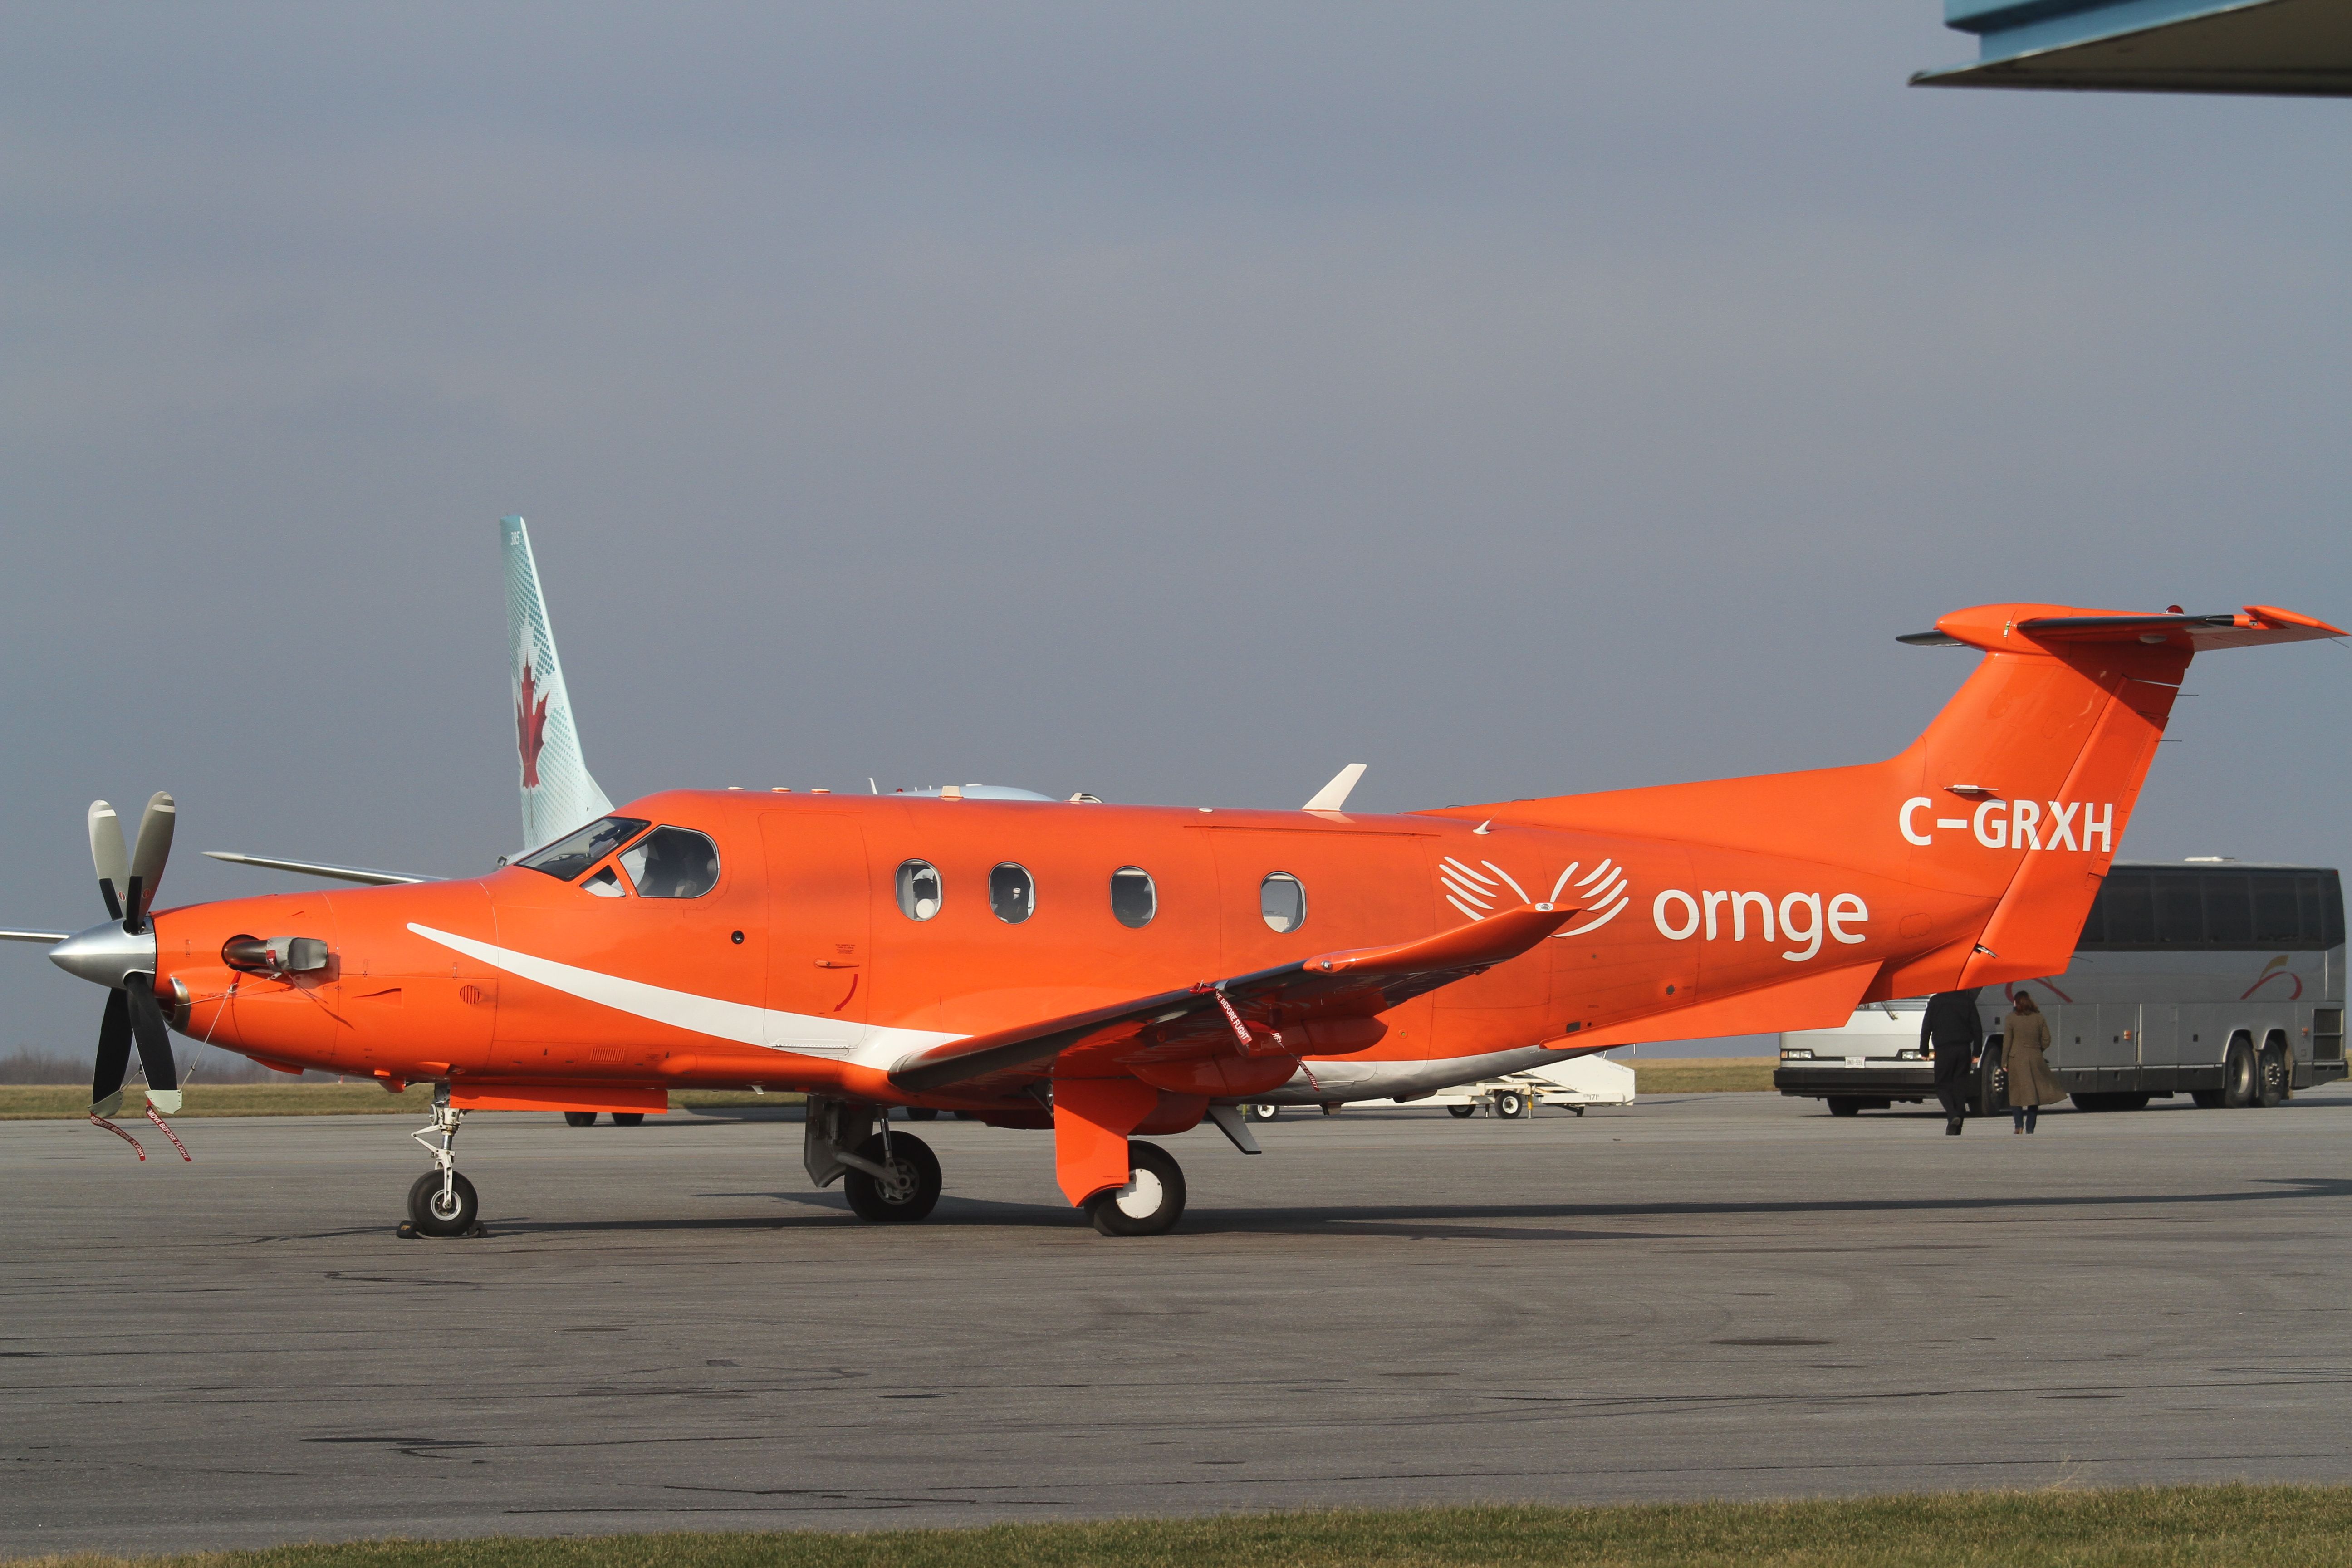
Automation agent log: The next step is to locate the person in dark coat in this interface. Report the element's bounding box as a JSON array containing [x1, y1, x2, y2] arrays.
[[1920, 988, 1984, 1136]]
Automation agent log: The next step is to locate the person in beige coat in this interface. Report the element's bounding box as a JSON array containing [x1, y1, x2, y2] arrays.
[[2003, 991, 2064, 1133]]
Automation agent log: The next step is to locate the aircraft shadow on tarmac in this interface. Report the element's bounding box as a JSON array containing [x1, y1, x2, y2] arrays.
[[452, 1175, 2352, 1243]]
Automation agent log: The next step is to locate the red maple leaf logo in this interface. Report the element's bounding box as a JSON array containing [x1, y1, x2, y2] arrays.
[[516, 660, 551, 788]]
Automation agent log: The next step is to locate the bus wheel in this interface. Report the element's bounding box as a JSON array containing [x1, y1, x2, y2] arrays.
[[2222, 1035, 2259, 1108], [2256, 1037, 2291, 1107], [2112, 1093, 2151, 1112], [2190, 1089, 2226, 1109], [1977, 1048, 2006, 1118], [1827, 1098, 1862, 1118]]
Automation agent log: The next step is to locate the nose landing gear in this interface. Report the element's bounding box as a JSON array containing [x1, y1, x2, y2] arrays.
[[399, 1085, 483, 1238]]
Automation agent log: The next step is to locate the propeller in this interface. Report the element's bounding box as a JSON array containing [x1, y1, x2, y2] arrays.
[[69, 794, 188, 1161]]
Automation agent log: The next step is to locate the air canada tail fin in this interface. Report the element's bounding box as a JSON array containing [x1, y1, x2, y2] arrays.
[[500, 516, 613, 855], [1437, 601, 2341, 994]]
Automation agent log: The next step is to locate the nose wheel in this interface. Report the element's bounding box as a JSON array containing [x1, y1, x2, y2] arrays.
[[399, 1085, 484, 1238]]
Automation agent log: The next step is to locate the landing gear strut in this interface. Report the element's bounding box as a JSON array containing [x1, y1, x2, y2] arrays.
[[403, 1084, 480, 1237], [805, 1095, 944, 1223]]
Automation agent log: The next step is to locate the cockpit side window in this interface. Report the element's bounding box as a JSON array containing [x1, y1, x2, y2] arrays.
[[517, 816, 651, 882], [619, 827, 721, 899]]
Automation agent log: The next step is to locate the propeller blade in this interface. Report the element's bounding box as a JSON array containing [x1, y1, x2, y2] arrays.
[[88, 801, 128, 923], [123, 792, 175, 932], [93, 988, 132, 1118], [125, 977, 180, 1114]]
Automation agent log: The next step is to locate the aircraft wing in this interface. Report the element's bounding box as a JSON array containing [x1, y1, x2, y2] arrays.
[[887, 902, 1576, 1095], [202, 851, 435, 886]]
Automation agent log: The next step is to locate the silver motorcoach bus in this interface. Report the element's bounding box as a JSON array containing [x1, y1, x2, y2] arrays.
[[1774, 861, 2347, 1117]]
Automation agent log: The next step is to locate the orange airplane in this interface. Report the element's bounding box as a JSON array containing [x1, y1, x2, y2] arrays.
[[8, 600, 2339, 1238]]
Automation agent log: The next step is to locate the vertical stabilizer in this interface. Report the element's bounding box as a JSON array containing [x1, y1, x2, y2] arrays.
[[500, 516, 613, 853]]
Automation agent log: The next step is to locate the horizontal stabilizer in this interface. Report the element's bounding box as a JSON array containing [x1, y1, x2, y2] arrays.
[[204, 851, 432, 886], [1902, 603, 2343, 654], [889, 902, 1577, 1094]]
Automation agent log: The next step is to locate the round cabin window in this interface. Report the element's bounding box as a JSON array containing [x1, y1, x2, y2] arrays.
[[990, 862, 1035, 924], [1260, 871, 1306, 933], [896, 859, 943, 921], [1110, 867, 1156, 928]]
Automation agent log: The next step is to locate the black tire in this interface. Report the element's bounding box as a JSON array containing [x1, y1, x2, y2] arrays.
[[1446, 1104, 1477, 1119], [1085, 1140, 1186, 1237], [843, 1132, 941, 1223], [2190, 1089, 2226, 1109], [611, 1112, 644, 1127], [2113, 1093, 2151, 1112], [2222, 1036, 2259, 1108], [406, 1171, 479, 1237], [1827, 1097, 1862, 1118], [903, 1107, 940, 1121], [564, 1111, 598, 1127], [2257, 1039, 2291, 1108], [2072, 1092, 2110, 1112], [1978, 1048, 2007, 1118], [1494, 1090, 1529, 1120]]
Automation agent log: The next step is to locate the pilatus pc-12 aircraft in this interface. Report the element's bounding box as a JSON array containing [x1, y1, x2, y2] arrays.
[[6, 533, 2338, 1236]]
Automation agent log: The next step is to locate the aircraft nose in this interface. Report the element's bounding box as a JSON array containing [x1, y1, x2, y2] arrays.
[[49, 921, 158, 989]]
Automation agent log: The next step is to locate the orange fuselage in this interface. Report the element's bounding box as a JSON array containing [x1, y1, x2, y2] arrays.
[[151, 790, 1992, 1113]]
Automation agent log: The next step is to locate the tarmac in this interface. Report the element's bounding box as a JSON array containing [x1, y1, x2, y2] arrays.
[[5, 1086, 2350, 1556]]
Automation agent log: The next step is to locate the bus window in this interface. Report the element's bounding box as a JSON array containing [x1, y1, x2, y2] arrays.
[[2253, 872, 2302, 945], [2099, 870, 2155, 945], [2153, 873, 2204, 946], [2203, 873, 2253, 946]]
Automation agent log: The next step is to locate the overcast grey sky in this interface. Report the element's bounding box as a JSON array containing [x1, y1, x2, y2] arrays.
[[5, 4, 2347, 1061]]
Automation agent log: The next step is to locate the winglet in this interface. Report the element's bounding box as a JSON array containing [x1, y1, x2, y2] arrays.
[[501, 517, 615, 854], [1303, 763, 1367, 812]]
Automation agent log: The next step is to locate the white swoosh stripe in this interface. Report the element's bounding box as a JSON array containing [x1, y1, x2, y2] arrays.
[[407, 923, 959, 1066], [1576, 858, 1615, 889], [1441, 857, 1499, 888]]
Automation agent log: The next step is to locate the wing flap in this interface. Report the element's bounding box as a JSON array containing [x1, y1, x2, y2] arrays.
[[887, 902, 1577, 1095]]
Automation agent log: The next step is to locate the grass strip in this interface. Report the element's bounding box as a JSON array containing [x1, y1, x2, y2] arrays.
[[16, 1486, 2352, 1568], [1630, 1056, 1777, 1094]]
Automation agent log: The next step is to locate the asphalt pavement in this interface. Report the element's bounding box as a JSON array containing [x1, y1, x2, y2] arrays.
[[5, 1087, 2349, 1555]]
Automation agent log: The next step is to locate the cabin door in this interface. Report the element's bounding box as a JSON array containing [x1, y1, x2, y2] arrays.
[[761, 814, 873, 1054]]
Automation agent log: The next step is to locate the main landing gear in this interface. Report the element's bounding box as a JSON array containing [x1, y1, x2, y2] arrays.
[[401, 1084, 481, 1238], [1084, 1140, 1186, 1237], [804, 1096, 943, 1223]]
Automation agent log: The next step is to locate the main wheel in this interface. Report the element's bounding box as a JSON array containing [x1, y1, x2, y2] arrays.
[[2222, 1036, 2259, 1107], [1246, 1103, 1281, 1122], [843, 1132, 941, 1223], [1494, 1089, 1529, 1119], [611, 1112, 645, 1127], [904, 1106, 940, 1121], [1446, 1104, 1477, 1119], [406, 1171, 479, 1237], [1827, 1097, 1862, 1118], [564, 1111, 598, 1127], [2257, 1039, 2290, 1107], [1085, 1140, 1186, 1237]]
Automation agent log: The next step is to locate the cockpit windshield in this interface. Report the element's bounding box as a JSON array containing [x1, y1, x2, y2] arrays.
[[516, 816, 650, 882]]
